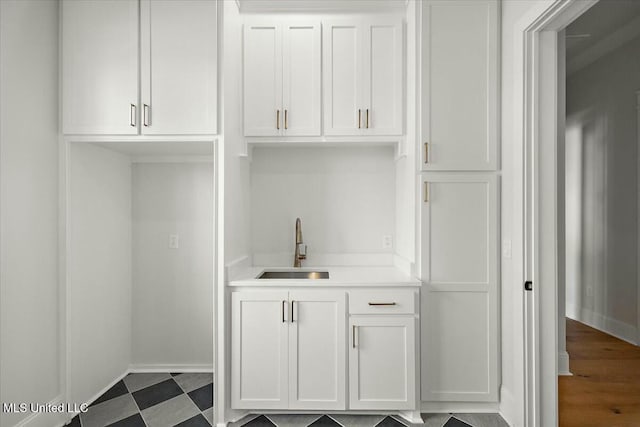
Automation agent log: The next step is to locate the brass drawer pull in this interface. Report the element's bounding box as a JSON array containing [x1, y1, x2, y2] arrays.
[[424, 142, 429, 163], [358, 109, 361, 129], [284, 109, 288, 129], [366, 108, 370, 128], [368, 302, 397, 306], [276, 109, 280, 130]]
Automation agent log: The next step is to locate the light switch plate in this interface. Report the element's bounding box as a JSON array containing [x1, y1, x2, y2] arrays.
[[169, 234, 179, 249]]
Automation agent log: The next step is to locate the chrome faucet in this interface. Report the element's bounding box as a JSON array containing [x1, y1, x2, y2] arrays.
[[294, 218, 307, 268]]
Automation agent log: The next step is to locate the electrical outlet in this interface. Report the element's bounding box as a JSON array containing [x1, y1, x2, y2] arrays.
[[169, 234, 179, 249], [382, 235, 393, 249]]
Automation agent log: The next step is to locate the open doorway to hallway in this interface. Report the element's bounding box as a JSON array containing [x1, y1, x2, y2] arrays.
[[560, 0, 640, 425]]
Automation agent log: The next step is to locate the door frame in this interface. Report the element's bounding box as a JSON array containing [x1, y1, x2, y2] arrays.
[[637, 91, 640, 346], [520, 1, 597, 426]]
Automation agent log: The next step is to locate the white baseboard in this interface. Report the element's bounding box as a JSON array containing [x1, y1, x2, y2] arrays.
[[129, 364, 214, 373], [11, 394, 66, 427], [420, 401, 500, 413], [571, 308, 638, 345], [558, 350, 572, 376]]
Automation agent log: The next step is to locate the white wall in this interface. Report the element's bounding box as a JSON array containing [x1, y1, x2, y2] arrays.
[[132, 162, 214, 368], [0, 1, 61, 426], [68, 143, 132, 405], [250, 147, 396, 266], [565, 35, 640, 343]]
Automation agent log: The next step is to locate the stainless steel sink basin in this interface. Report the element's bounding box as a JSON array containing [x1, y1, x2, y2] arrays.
[[258, 271, 329, 279]]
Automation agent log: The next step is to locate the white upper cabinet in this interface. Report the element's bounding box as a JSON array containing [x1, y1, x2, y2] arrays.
[[324, 18, 403, 136], [362, 19, 403, 135], [244, 21, 321, 136], [62, 0, 139, 135], [421, 0, 498, 170], [140, 0, 217, 135], [323, 21, 362, 136], [62, 0, 217, 135]]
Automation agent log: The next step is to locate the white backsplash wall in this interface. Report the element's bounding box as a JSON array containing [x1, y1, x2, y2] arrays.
[[132, 162, 214, 369], [250, 146, 396, 266]]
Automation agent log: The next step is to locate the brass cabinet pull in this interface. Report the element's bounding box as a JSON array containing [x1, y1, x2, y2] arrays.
[[284, 109, 288, 129], [143, 104, 150, 127], [276, 110, 280, 130], [358, 109, 361, 129], [291, 300, 295, 322], [366, 109, 370, 128], [424, 181, 429, 202], [352, 325, 357, 348], [368, 302, 397, 306], [282, 300, 286, 322], [424, 142, 429, 163], [130, 104, 136, 127]]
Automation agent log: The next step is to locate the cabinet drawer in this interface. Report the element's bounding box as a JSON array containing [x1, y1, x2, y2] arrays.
[[349, 290, 417, 315]]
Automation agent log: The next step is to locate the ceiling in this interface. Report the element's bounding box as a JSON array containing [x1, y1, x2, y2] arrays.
[[566, 0, 640, 60]]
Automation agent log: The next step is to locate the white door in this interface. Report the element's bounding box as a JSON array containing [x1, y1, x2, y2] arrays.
[[140, 0, 217, 135], [288, 291, 346, 409], [244, 22, 282, 136], [62, 0, 138, 134], [349, 316, 416, 409], [420, 0, 498, 169], [420, 172, 498, 401], [323, 21, 363, 136], [362, 18, 403, 136], [232, 291, 289, 409], [282, 22, 321, 136]]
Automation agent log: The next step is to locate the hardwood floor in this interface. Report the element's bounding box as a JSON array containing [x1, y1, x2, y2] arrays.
[[559, 318, 640, 427]]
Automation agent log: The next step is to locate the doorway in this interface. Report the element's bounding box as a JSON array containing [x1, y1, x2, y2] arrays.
[[522, 0, 640, 425]]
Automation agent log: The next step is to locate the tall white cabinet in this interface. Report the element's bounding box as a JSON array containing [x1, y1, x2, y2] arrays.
[[323, 19, 403, 136], [420, 0, 499, 170], [243, 21, 321, 136], [62, 0, 217, 135], [419, 0, 500, 404]]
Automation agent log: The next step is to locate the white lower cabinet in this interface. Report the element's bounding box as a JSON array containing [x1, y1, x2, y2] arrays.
[[348, 316, 416, 409], [232, 290, 346, 410]]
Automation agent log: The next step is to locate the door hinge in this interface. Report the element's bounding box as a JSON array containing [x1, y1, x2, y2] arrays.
[[524, 281, 533, 291]]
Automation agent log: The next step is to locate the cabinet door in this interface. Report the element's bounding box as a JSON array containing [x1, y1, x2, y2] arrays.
[[232, 291, 289, 409], [62, 0, 138, 135], [288, 291, 346, 410], [421, 0, 499, 169], [244, 22, 282, 136], [420, 172, 499, 401], [282, 22, 321, 136], [349, 316, 416, 410], [323, 21, 363, 136], [362, 18, 403, 136], [141, 0, 217, 135]]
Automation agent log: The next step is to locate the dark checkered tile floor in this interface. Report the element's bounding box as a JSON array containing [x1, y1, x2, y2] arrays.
[[68, 372, 213, 427], [66, 372, 507, 427], [229, 413, 508, 427]]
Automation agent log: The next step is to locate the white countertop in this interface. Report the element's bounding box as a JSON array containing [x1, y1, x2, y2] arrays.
[[228, 266, 421, 287]]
